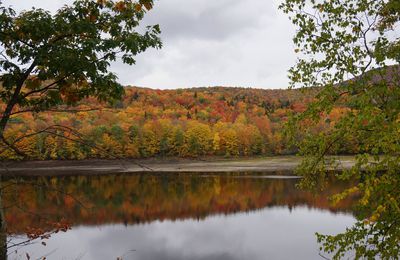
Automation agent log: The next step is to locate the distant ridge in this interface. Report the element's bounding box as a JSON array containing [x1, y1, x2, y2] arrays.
[[341, 64, 400, 87]]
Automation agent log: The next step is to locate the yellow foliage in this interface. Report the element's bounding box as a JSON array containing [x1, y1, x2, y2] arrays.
[[213, 133, 221, 153], [184, 122, 212, 156], [223, 129, 239, 156], [100, 133, 123, 158]]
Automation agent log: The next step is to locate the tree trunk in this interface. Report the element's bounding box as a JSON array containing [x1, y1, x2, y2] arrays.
[[0, 68, 34, 158], [0, 61, 37, 140], [0, 102, 15, 138], [0, 103, 26, 158]]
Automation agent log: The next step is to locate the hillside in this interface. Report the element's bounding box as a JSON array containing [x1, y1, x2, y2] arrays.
[[1, 86, 350, 160]]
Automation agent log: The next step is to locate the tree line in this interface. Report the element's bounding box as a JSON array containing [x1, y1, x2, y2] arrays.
[[1, 86, 356, 160]]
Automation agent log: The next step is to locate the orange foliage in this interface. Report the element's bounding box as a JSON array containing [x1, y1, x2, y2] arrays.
[[1, 86, 342, 159]]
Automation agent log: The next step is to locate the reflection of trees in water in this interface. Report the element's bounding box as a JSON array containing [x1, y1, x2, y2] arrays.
[[0, 179, 6, 259], [4, 173, 357, 234]]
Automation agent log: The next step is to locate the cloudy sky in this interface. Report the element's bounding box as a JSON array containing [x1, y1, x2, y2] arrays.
[[3, 0, 297, 89]]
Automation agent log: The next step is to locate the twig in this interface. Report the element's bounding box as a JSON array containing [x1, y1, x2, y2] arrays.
[[318, 252, 331, 260]]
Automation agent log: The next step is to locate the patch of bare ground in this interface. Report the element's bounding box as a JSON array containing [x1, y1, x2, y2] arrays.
[[0, 156, 357, 176]]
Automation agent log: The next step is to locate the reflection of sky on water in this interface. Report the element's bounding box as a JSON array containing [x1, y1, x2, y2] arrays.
[[10, 206, 355, 260]]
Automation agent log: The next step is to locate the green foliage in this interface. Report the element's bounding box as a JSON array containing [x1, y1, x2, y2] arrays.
[[110, 124, 124, 141], [280, 0, 400, 258]]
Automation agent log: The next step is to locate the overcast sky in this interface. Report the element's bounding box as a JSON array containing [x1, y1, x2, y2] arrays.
[[3, 0, 297, 89]]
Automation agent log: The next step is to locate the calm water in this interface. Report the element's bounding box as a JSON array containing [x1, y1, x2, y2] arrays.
[[5, 172, 356, 260]]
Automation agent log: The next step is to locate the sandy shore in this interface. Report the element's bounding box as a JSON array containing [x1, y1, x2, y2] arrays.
[[0, 156, 356, 176]]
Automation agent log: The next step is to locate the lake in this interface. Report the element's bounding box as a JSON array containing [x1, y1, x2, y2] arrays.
[[5, 172, 356, 260]]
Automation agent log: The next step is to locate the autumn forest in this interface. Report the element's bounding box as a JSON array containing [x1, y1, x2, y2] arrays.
[[1, 86, 358, 160]]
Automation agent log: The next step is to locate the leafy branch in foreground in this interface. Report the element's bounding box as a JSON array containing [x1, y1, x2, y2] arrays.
[[0, 0, 162, 158], [280, 0, 400, 258]]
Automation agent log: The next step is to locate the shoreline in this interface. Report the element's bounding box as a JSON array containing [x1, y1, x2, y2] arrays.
[[0, 156, 356, 176]]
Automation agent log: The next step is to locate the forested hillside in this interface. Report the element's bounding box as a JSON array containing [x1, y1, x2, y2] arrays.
[[1, 86, 353, 160]]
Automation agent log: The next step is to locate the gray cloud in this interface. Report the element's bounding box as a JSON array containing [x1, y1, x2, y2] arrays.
[[3, 0, 297, 89], [142, 0, 273, 42]]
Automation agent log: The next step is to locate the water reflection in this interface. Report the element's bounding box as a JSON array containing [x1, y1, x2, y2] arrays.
[[5, 172, 357, 259]]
